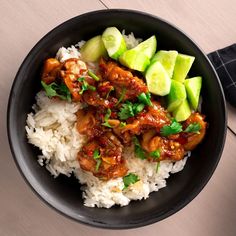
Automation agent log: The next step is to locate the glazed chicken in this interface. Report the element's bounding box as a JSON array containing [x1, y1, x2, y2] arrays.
[[113, 101, 170, 143], [99, 58, 148, 100], [41, 57, 207, 180], [77, 132, 128, 180]]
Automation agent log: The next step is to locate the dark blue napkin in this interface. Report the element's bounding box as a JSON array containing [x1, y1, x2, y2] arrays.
[[208, 44, 236, 108]]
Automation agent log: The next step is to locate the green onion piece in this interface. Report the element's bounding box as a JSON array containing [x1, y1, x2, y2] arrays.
[[156, 162, 160, 173], [102, 108, 112, 128], [95, 159, 102, 171], [115, 87, 126, 106], [88, 70, 100, 81]]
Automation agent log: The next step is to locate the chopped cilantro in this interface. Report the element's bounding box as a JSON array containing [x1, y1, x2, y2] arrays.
[[93, 149, 101, 159], [150, 149, 161, 159], [118, 101, 145, 120], [41, 81, 71, 101], [118, 101, 134, 120], [160, 119, 183, 136], [137, 92, 152, 106], [123, 173, 139, 190], [102, 108, 112, 128], [77, 77, 96, 95], [133, 136, 146, 160], [184, 122, 201, 134], [93, 149, 101, 172], [88, 70, 100, 81]]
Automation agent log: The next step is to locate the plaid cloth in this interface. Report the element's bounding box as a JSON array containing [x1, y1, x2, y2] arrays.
[[208, 44, 236, 107]]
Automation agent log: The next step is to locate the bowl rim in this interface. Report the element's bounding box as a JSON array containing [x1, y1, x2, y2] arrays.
[[7, 9, 227, 229]]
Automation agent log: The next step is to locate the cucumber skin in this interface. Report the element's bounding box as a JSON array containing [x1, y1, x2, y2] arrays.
[[145, 61, 171, 96], [172, 54, 195, 83], [173, 99, 191, 122], [80, 35, 107, 62], [184, 76, 202, 110], [167, 80, 187, 112], [151, 50, 178, 78], [119, 50, 150, 72]]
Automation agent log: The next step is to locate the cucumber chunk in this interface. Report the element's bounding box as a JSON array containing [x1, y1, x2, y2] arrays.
[[173, 99, 191, 122], [119, 50, 150, 72], [102, 27, 127, 60], [184, 76, 202, 110], [151, 50, 178, 78], [133, 35, 157, 59], [167, 80, 187, 112], [145, 61, 171, 96], [80, 35, 107, 62], [172, 53, 195, 83]]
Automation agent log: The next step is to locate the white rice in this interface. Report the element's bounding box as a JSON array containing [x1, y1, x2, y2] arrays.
[[25, 32, 189, 208]]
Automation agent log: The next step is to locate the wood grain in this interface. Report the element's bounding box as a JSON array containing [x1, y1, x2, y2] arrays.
[[0, 0, 236, 235]]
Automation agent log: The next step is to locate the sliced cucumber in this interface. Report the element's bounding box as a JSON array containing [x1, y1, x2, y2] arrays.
[[173, 99, 191, 122], [151, 50, 178, 78], [133, 35, 157, 59], [184, 76, 202, 110], [172, 53, 195, 83], [145, 61, 171, 96], [167, 80, 187, 112], [102, 27, 127, 60], [119, 50, 150, 72], [80, 35, 107, 62]]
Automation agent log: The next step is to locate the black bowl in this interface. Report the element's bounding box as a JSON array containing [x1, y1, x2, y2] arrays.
[[7, 9, 227, 229]]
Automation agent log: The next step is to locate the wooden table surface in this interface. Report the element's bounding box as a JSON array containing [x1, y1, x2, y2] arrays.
[[1, 1, 236, 235]]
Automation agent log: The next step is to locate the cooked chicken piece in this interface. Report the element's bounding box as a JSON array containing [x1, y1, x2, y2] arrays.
[[182, 113, 207, 151], [76, 108, 105, 138], [60, 58, 95, 102], [113, 101, 170, 144], [78, 132, 128, 180], [99, 58, 148, 100], [41, 58, 61, 84], [141, 130, 185, 161]]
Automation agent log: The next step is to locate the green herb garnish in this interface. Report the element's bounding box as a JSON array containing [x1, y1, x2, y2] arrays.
[[120, 122, 127, 127], [88, 70, 100, 81], [150, 149, 161, 159], [156, 162, 160, 173], [118, 101, 145, 120], [77, 77, 96, 95], [123, 173, 139, 190], [115, 87, 126, 106], [133, 136, 146, 160], [93, 149, 101, 159], [93, 149, 101, 172], [137, 92, 152, 106], [184, 122, 201, 134], [41, 81, 71, 101], [118, 101, 134, 120], [95, 159, 102, 171], [102, 108, 112, 128], [160, 119, 183, 136], [106, 87, 114, 99]]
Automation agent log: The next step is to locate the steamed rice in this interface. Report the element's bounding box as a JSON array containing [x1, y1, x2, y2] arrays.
[[25, 33, 189, 208]]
